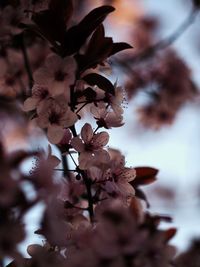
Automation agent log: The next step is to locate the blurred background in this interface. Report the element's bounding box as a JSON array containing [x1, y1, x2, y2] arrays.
[[106, 0, 200, 251]]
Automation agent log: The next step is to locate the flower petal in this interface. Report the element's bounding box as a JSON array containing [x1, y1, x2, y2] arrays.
[[61, 110, 78, 127], [79, 151, 94, 170], [94, 149, 110, 163], [45, 54, 62, 70], [81, 123, 93, 144], [23, 97, 38, 111], [47, 144, 61, 168], [71, 137, 84, 152], [119, 168, 136, 182], [33, 67, 51, 84], [118, 181, 135, 196], [47, 124, 64, 144], [93, 132, 109, 148]]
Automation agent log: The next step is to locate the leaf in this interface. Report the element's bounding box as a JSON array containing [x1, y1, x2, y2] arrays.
[[163, 228, 177, 242], [63, 5, 115, 55], [83, 87, 97, 101], [135, 188, 150, 208], [82, 73, 115, 95], [154, 214, 173, 223], [86, 24, 105, 52], [75, 26, 132, 72], [143, 213, 172, 230], [109, 42, 133, 56], [131, 167, 158, 186], [77, 38, 113, 72]]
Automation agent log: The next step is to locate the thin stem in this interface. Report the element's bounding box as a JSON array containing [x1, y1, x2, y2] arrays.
[[54, 168, 77, 172], [61, 155, 69, 177], [21, 33, 33, 93], [68, 151, 78, 168], [75, 102, 88, 114], [69, 122, 94, 222], [81, 171, 94, 221], [93, 126, 99, 134], [56, 144, 71, 180], [70, 125, 78, 137], [75, 98, 105, 105]]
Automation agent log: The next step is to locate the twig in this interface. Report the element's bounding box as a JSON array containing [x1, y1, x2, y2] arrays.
[[68, 151, 78, 168], [54, 168, 77, 172], [75, 102, 88, 114], [21, 33, 34, 93]]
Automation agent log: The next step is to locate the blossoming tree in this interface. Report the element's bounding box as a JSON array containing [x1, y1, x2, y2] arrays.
[[0, 0, 199, 267]]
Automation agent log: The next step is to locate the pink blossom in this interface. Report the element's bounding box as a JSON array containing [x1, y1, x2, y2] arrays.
[[91, 103, 124, 129], [71, 123, 110, 169], [33, 54, 77, 99], [23, 84, 51, 112], [105, 85, 125, 115], [36, 97, 78, 144]]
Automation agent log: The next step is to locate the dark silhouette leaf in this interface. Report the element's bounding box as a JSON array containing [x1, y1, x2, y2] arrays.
[[75, 25, 113, 72], [109, 42, 133, 56], [164, 228, 177, 242], [131, 167, 158, 186], [63, 5, 115, 55], [82, 73, 115, 95], [135, 188, 150, 208], [83, 87, 97, 101]]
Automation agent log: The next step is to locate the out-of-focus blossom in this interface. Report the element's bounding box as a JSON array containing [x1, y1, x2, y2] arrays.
[[175, 239, 200, 267], [0, 5, 25, 39], [138, 101, 176, 130], [126, 50, 197, 129], [0, 50, 25, 97], [132, 16, 158, 53]]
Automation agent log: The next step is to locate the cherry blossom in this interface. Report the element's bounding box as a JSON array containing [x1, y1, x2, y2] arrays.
[[23, 84, 51, 112], [71, 123, 110, 169], [105, 85, 126, 115], [91, 103, 124, 129], [33, 54, 77, 99], [36, 97, 78, 144]]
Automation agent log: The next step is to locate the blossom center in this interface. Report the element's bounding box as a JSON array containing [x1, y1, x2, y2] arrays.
[[5, 76, 15, 86], [54, 70, 67, 81], [49, 112, 60, 124], [85, 143, 94, 152]]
